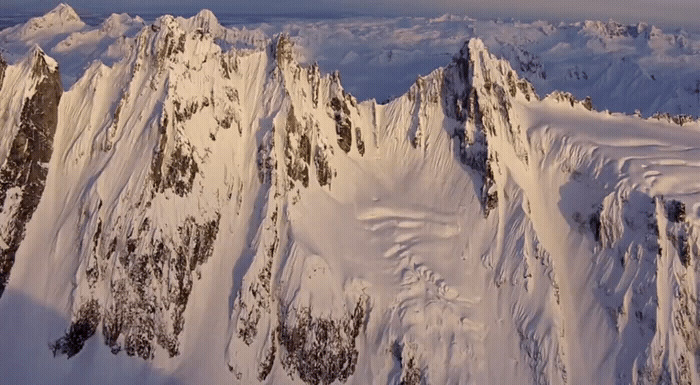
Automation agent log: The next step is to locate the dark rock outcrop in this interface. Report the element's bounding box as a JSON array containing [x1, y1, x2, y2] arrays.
[[285, 107, 311, 188], [51, 299, 101, 358], [0, 56, 6, 92], [314, 144, 332, 187], [330, 96, 353, 153], [355, 127, 365, 156], [665, 199, 686, 223], [277, 297, 366, 385], [52, 211, 223, 360]]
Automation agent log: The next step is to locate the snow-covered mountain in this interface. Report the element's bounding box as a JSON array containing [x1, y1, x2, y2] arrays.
[[0, 4, 699, 384], [253, 15, 700, 117]]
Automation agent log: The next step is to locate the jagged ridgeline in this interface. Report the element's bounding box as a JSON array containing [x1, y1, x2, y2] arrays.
[[45, 15, 238, 359], [0, 5, 699, 385]]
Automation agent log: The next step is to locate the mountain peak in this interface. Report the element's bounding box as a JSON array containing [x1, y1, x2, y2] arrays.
[[274, 33, 296, 66], [173, 9, 222, 34], [193, 9, 218, 28], [14, 2, 85, 40], [26, 44, 59, 78], [44, 3, 82, 25], [581, 19, 651, 38], [99, 13, 144, 36]]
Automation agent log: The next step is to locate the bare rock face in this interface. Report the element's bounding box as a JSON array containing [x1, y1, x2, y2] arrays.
[[50, 299, 101, 357], [442, 45, 497, 216], [275, 34, 294, 66], [276, 297, 366, 385], [284, 107, 311, 188], [0, 56, 6, 91], [0, 50, 62, 297], [355, 127, 365, 156], [330, 96, 353, 153]]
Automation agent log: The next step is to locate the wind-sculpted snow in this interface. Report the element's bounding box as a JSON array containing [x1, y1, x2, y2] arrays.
[[1, 4, 700, 384]]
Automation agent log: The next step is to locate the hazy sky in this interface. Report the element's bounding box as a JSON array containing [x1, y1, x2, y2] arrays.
[[2, 0, 698, 30]]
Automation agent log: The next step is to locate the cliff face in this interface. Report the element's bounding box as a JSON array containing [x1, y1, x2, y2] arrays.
[[0, 48, 62, 296], [0, 57, 6, 90], [0, 6, 699, 385]]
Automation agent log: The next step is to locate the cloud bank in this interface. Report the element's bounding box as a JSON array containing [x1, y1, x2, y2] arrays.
[[2, 0, 697, 30]]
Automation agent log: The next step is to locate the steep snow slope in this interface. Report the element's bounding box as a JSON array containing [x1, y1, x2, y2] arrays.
[[0, 5, 699, 384]]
